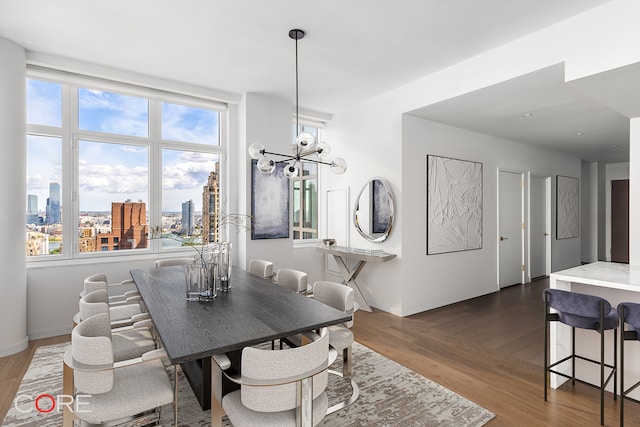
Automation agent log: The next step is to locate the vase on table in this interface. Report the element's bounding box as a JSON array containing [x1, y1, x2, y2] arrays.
[[216, 242, 232, 292]]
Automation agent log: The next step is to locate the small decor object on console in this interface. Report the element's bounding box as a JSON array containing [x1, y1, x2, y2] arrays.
[[248, 29, 347, 178], [322, 238, 336, 247]]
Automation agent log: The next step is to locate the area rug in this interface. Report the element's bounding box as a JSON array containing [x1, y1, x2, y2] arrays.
[[3, 341, 494, 426]]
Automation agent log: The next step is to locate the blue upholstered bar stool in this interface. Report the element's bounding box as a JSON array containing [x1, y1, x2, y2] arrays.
[[617, 302, 640, 427], [543, 288, 619, 426]]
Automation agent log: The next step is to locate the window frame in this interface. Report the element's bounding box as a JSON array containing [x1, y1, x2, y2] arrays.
[[291, 122, 322, 242], [26, 67, 228, 263]]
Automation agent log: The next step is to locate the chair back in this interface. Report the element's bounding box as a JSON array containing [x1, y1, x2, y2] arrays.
[[618, 302, 640, 330], [248, 259, 274, 280], [314, 281, 354, 328], [84, 273, 109, 294], [275, 269, 308, 293], [79, 289, 110, 321], [72, 313, 115, 394], [154, 257, 194, 268], [240, 327, 329, 412], [543, 288, 611, 318]]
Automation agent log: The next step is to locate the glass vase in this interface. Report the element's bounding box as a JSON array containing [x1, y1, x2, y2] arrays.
[[216, 242, 232, 292]]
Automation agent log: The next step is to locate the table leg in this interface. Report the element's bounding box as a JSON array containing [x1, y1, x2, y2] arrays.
[[332, 255, 372, 312]]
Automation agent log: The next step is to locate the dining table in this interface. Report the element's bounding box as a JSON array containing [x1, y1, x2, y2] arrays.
[[129, 265, 351, 426]]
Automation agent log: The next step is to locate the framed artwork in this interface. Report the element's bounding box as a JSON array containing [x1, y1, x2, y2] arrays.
[[251, 160, 290, 239], [427, 155, 483, 255], [556, 175, 579, 239]]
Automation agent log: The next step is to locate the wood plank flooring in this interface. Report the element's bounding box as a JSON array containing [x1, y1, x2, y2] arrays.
[[1, 278, 638, 426]]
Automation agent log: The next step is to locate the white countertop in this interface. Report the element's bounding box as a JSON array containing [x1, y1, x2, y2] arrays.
[[550, 261, 640, 292]]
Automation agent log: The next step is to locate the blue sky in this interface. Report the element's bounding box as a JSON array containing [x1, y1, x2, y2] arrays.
[[27, 79, 220, 213]]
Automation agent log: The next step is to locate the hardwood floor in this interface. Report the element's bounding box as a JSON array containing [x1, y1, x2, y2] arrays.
[[1, 278, 638, 425], [352, 278, 639, 427]]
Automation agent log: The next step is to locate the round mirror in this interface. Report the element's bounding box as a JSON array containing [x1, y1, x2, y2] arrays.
[[353, 177, 394, 243]]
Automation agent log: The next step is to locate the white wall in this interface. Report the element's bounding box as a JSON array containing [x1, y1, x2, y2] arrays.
[[0, 37, 28, 356], [581, 161, 598, 263], [604, 162, 630, 260], [401, 116, 580, 316]]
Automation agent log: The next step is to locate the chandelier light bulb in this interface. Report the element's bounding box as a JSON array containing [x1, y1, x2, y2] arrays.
[[284, 161, 299, 178], [257, 157, 276, 174], [248, 143, 266, 159], [296, 132, 316, 151], [316, 141, 331, 157], [330, 157, 347, 174]]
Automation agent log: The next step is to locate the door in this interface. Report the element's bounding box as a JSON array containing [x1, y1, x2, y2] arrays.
[[611, 179, 629, 263], [530, 176, 549, 280], [498, 170, 523, 288]]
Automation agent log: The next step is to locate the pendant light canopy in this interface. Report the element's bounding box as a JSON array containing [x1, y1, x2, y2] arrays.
[[248, 29, 347, 177]]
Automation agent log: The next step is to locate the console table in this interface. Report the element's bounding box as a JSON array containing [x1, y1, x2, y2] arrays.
[[316, 245, 396, 312], [549, 261, 640, 398]]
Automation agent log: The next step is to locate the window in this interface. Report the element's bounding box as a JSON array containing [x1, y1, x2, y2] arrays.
[[26, 71, 227, 260], [291, 124, 320, 240]]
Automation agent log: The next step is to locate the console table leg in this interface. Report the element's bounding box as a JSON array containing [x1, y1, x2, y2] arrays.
[[333, 255, 372, 312]]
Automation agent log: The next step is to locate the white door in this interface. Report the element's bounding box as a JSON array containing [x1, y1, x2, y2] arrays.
[[498, 170, 523, 288], [530, 176, 549, 280]]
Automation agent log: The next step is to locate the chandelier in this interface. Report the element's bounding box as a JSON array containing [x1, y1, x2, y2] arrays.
[[248, 29, 347, 178]]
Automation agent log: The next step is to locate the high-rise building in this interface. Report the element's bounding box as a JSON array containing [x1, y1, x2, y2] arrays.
[[182, 200, 194, 235], [202, 163, 220, 244], [26, 194, 38, 224], [97, 201, 148, 251], [46, 182, 61, 224]]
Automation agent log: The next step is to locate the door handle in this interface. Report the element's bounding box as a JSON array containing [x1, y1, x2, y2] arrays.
[[544, 233, 549, 236], [500, 236, 508, 241]]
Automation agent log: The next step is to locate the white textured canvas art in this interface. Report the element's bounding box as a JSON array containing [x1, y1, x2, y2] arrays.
[[427, 155, 483, 255], [556, 175, 579, 239]]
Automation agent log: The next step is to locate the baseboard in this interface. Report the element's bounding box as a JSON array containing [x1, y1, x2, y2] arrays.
[[399, 286, 498, 317], [0, 336, 29, 357], [27, 326, 72, 341]]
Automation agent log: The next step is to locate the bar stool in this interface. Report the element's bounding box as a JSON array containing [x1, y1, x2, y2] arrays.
[[543, 288, 619, 426], [618, 302, 640, 427]]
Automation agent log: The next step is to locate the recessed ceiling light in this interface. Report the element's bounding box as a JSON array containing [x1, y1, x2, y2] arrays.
[[521, 113, 533, 117], [575, 132, 584, 136]]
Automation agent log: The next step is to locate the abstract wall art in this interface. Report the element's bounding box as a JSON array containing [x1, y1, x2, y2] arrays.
[[427, 155, 483, 255], [556, 175, 579, 239], [251, 160, 290, 239]]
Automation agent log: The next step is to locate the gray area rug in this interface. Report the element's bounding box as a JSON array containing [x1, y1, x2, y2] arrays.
[[4, 341, 494, 426]]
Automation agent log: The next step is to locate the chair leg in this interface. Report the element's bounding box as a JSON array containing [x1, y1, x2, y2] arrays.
[[572, 327, 576, 386], [620, 325, 625, 427], [600, 326, 605, 426], [544, 301, 549, 401], [343, 346, 352, 380]]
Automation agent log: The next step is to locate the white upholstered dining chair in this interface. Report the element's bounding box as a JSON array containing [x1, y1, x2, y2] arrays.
[[154, 257, 195, 267], [68, 313, 176, 426], [213, 327, 333, 427], [248, 259, 274, 280], [313, 280, 360, 414], [275, 268, 308, 293], [78, 288, 144, 329], [83, 273, 140, 305]]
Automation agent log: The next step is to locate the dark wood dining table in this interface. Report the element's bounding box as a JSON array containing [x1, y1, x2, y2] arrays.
[[130, 265, 351, 426]]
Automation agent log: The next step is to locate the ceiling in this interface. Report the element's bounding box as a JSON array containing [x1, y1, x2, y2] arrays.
[[408, 63, 631, 163], [0, 0, 627, 162]]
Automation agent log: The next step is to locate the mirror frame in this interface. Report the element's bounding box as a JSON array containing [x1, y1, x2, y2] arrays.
[[353, 177, 394, 243]]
